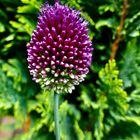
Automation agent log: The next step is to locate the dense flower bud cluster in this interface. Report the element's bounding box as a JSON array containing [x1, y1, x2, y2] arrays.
[[27, 2, 93, 93]]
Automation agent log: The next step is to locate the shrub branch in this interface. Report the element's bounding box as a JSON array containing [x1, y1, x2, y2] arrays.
[[110, 0, 128, 60]]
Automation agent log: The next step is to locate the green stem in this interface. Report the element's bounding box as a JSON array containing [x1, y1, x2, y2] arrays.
[[54, 92, 60, 140]]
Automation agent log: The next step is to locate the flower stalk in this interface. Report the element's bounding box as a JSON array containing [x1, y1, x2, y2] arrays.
[[54, 92, 60, 140]]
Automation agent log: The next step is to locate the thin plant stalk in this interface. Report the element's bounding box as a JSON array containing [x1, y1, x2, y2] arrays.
[[54, 92, 60, 140]]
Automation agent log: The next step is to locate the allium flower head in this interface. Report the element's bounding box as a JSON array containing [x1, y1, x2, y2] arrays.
[[27, 1, 93, 94]]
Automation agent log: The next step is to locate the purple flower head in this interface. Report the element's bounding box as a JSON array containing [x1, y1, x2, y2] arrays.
[[27, 2, 93, 94]]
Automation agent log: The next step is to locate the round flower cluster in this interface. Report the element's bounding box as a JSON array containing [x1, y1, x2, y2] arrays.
[[27, 2, 93, 94]]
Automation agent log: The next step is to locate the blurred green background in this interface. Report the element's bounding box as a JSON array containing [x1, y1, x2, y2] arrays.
[[0, 0, 140, 139]]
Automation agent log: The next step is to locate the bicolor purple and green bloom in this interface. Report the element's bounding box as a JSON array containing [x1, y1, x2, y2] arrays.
[[27, 1, 93, 94]]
